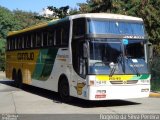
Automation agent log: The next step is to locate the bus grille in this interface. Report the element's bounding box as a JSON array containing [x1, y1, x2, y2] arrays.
[[110, 80, 138, 84]]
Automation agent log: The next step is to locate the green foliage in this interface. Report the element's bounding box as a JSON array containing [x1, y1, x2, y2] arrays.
[[0, 39, 5, 53], [0, 6, 20, 39], [47, 6, 82, 18], [151, 56, 160, 91], [78, 0, 112, 13], [13, 10, 49, 29], [69, 8, 80, 15], [48, 6, 70, 18], [0, 39, 5, 71]]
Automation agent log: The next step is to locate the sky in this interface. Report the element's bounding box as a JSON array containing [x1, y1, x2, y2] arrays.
[[0, 0, 87, 13]]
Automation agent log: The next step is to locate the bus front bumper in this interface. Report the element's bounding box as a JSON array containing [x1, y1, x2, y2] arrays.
[[88, 84, 150, 100]]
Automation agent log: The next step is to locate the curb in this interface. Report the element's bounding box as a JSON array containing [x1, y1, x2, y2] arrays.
[[149, 92, 160, 98]]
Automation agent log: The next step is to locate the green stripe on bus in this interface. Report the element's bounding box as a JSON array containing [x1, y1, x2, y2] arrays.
[[32, 48, 58, 81], [140, 74, 150, 80]]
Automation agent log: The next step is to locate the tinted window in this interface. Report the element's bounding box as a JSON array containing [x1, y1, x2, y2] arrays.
[[126, 40, 145, 59], [36, 32, 42, 47], [11, 38, 15, 50], [90, 40, 121, 64], [62, 22, 70, 45], [88, 20, 145, 36], [17, 37, 22, 49], [73, 18, 85, 37], [26, 34, 32, 48], [56, 27, 61, 45], [32, 33, 36, 48], [48, 31, 54, 46], [43, 32, 48, 46], [7, 38, 11, 50]]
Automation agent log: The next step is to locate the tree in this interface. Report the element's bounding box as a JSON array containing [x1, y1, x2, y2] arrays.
[[78, 2, 91, 13], [13, 10, 48, 29], [0, 39, 5, 71], [69, 8, 80, 15], [78, 0, 112, 13], [48, 6, 69, 18], [0, 6, 20, 39]]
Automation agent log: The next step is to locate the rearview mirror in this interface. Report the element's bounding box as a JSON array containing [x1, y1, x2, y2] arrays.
[[147, 42, 153, 61], [83, 42, 88, 59]]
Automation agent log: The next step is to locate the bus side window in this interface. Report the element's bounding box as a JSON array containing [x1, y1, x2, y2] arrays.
[[56, 27, 61, 46], [14, 38, 17, 50], [16, 37, 20, 50], [17, 37, 22, 49], [48, 30, 54, 46], [36, 32, 42, 47], [43, 31, 48, 47], [16, 37, 18, 49], [11, 38, 15, 50], [73, 18, 85, 37], [25, 35, 28, 48], [61, 22, 69, 46], [26, 34, 32, 48], [32, 33, 36, 48], [21, 36, 24, 49], [10, 39, 12, 50]]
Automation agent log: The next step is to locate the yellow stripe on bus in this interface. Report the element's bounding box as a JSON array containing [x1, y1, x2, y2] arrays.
[[96, 75, 134, 81]]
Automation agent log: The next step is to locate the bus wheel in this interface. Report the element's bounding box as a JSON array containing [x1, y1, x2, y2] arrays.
[[12, 69, 18, 87], [58, 77, 71, 102], [17, 70, 23, 88]]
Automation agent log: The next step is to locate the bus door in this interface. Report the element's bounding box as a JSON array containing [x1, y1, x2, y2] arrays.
[[71, 40, 88, 97]]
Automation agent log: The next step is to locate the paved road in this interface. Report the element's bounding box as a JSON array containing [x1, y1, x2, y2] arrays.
[[0, 71, 5, 80], [0, 72, 160, 120]]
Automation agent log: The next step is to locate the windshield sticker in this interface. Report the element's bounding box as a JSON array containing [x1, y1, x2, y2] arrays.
[[122, 39, 128, 45]]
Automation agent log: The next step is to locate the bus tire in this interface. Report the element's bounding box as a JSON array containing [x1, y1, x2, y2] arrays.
[[17, 70, 23, 88], [58, 76, 71, 102], [12, 69, 18, 87]]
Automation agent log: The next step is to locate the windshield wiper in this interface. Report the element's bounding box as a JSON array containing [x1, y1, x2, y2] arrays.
[[109, 64, 116, 77], [127, 58, 140, 76], [109, 54, 123, 77]]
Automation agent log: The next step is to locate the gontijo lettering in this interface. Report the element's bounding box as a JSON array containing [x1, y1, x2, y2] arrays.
[[17, 52, 34, 60]]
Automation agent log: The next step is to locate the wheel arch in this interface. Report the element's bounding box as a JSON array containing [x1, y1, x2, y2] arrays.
[[58, 74, 69, 91], [17, 69, 23, 82], [12, 68, 17, 80]]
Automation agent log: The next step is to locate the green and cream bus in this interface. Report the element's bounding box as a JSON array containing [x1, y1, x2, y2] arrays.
[[6, 13, 151, 101]]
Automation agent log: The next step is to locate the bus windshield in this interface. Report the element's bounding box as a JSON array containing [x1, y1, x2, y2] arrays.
[[88, 39, 148, 75], [89, 39, 121, 65], [88, 19, 145, 36], [125, 39, 145, 59]]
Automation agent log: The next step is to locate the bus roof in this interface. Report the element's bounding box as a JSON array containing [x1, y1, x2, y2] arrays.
[[8, 13, 143, 37], [68, 13, 143, 21], [8, 19, 59, 37]]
